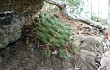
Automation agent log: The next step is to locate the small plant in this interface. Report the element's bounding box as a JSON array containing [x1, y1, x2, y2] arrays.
[[71, 46, 77, 54], [58, 49, 68, 59], [42, 48, 51, 58]]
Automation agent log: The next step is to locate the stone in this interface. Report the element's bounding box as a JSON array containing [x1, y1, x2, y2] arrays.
[[79, 50, 98, 70], [79, 38, 99, 51], [0, 0, 44, 48], [0, 14, 25, 48], [98, 51, 110, 70], [37, 67, 53, 70]]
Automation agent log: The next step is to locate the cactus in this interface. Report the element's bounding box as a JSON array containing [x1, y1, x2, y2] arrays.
[[33, 13, 73, 59]]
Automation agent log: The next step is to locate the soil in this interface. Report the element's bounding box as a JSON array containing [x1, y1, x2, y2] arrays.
[[0, 25, 75, 70]]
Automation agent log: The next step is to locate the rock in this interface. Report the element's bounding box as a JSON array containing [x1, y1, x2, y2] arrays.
[[0, 0, 44, 48], [71, 35, 105, 70], [79, 38, 99, 51], [62, 61, 74, 70], [79, 50, 97, 70], [37, 67, 53, 70], [0, 14, 25, 48], [76, 35, 103, 42], [98, 51, 110, 70]]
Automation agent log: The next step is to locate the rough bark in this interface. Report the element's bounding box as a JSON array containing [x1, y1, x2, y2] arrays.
[[45, 0, 107, 33]]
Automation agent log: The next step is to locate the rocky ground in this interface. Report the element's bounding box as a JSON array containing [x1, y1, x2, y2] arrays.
[[1, 0, 110, 70], [57, 14, 110, 70], [0, 12, 110, 70], [0, 25, 76, 70]]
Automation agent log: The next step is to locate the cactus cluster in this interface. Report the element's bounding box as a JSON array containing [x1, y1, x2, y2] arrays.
[[33, 13, 73, 59]]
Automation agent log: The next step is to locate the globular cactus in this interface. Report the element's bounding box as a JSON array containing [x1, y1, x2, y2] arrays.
[[33, 13, 73, 59]]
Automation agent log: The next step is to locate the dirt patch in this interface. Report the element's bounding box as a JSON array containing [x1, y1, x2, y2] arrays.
[[0, 25, 75, 70]]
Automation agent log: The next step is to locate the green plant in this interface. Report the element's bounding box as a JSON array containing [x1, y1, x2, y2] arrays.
[[71, 46, 77, 54], [42, 49, 51, 58], [58, 49, 68, 59], [33, 13, 73, 59]]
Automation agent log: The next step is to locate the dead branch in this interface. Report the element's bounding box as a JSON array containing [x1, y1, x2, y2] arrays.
[[45, 0, 67, 10], [44, 0, 107, 32], [74, 16, 107, 32]]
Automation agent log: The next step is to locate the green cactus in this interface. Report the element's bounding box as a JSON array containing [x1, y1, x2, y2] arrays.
[[33, 13, 73, 59]]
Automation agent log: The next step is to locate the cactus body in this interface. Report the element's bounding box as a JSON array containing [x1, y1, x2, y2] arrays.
[[33, 13, 72, 48]]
